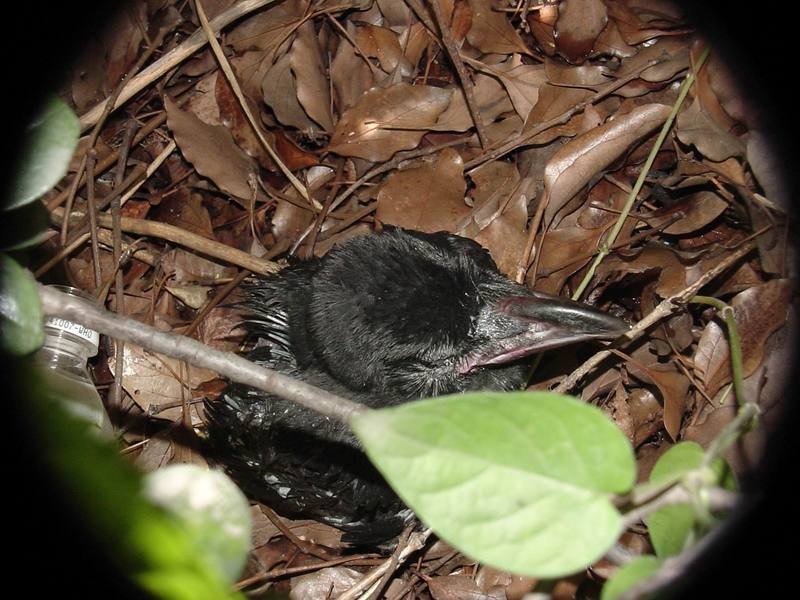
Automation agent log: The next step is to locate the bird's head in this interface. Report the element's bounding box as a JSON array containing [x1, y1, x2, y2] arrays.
[[292, 228, 630, 403]]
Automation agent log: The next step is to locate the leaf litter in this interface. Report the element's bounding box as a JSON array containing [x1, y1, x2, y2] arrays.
[[36, 0, 794, 598]]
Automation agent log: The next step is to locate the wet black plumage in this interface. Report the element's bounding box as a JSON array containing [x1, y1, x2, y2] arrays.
[[205, 228, 629, 545]]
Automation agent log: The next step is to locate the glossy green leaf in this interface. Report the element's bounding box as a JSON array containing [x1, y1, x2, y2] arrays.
[[6, 96, 79, 211], [0, 254, 44, 355], [352, 391, 636, 577], [601, 555, 663, 600], [144, 464, 252, 584], [646, 442, 736, 558]]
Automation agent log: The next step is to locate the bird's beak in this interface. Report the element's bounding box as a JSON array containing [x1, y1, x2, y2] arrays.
[[460, 292, 631, 373]]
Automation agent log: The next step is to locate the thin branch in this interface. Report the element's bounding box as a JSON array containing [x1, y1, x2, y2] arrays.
[[193, 0, 315, 207], [337, 529, 432, 600], [37, 285, 366, 424], [429, 0, 489, 148], [571, 46, 711, 301], [553, 241, 757, 394], [51, 207, 280, 275]]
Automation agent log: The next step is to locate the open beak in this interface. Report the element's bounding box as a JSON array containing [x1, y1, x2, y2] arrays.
[[460, 292, 630, 374]]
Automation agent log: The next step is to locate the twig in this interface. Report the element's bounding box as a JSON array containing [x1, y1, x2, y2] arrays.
[[337, 529, 432, 600], [193, 0, 315, 207], [571, 46, 711, 301], [109, 122, 138, 414], [620, 485, 738, 530], [38, 285, 366, 423], [51, 208, 280, 276], [553, 241, 757, 394], [85, 152, 103, 291], [429, 0, 489, 148]]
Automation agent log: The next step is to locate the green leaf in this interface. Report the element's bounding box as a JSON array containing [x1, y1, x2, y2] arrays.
[[601, 555, 663, 600], [144, 465, 252, 584], [18, 356, 245, 599], [0, 254, 44, 355], [646, 442, 736, 558], [352, 391, 636, 577], [5, 96, 79, 211]]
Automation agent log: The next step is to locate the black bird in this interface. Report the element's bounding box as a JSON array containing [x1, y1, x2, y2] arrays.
[[205, 228, 629, 545]]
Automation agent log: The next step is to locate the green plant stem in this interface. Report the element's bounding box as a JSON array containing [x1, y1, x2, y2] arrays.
[[690, 295, 745, 406], [572, 46, 711, 301], [689, 295, 761, 466]]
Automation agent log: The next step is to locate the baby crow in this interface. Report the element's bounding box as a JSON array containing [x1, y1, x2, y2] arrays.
[[205, 227, 629, 545]]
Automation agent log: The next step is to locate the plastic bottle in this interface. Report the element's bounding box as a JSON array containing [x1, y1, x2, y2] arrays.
[[34, 285, 114, 438]]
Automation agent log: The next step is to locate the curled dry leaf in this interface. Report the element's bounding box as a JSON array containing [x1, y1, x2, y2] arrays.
[[355, 23, 409, 75], [165, 96, 257, 203], [376, 147, 469, 232], [262, 51, 320, 133], [542, 103, 671, 226], [327, 83, 452, 161], [625, 355, 690, 441], [290, 21, 334, 132], [468, 55, 548, 122], [694, 278, 793, 398]]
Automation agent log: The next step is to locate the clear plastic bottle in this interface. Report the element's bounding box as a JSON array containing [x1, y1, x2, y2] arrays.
[[34, 285, 114, 438]]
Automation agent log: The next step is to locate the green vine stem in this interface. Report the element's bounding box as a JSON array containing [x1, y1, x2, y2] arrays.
[[571, 46, 711, 301], [689, 295, 760, 466]]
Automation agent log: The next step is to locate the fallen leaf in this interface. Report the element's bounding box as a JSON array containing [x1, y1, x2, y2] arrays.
[[542, 103, 671, 226], [165, 96, 257, 203], [376, 147, 469, 232], [262, 51, 319, 133], [466, 0, 531, 56], [554, 0, 608, 64], [290, 21, 334, 131], [694, 279, 792, 398], [327, 83, 452, 161]]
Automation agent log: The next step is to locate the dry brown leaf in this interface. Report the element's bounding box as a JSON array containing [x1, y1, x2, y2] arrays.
[[460, 167, 529, 277], [262, 51, 319, 133], [523, 84, 593, 143], [435, 74, 513, 132], [625, 349, 690, 441], [161, 248, 237, 284], [376, 147, 469, 232], [428, 575, 505, 600], [554, 0, 608, 64], [327, 83, 452, 161], [355, 23, 408, 75], [331, 20, 377, 110], [116, 344, 217, 423], [694, 278, 793, 398], [661, 191, 729, 235], [466, 0, 531, 55], [676, 96, 745, 161], [544, 59, 611, 88], [227, 0, 307, 58], [542, 103, 671, 226], [165, 96, 257, 202], [290, 21, 334, 131], [469, 55, 547, 121], [290, 567, 362, 600]]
